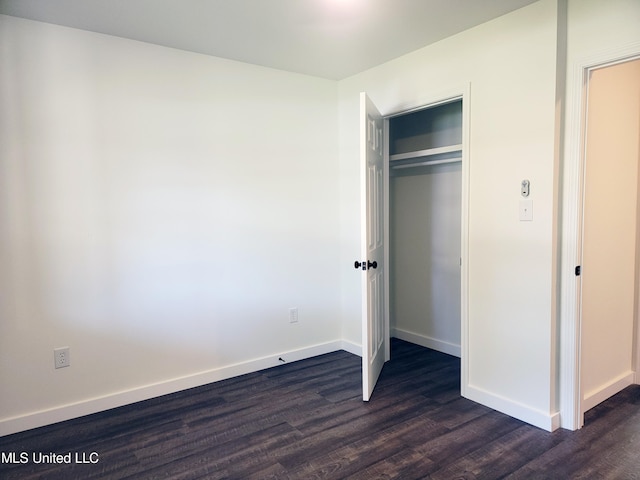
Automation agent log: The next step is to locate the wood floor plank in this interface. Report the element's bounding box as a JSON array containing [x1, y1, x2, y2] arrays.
[[279, 437, 408, 480], [344, 445, 436, 480], [429, 423, 565, 480]]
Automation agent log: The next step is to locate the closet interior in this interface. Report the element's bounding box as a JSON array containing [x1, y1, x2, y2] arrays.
[[388, 99, 463, 357]]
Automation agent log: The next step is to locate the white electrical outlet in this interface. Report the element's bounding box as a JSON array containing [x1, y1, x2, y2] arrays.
[[289, 307, 298, 324], [54, 347, 70, 369]]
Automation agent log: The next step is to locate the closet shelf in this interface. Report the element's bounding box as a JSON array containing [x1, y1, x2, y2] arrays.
[[390, 144, 462, 162], [390, 144, 462, 170]]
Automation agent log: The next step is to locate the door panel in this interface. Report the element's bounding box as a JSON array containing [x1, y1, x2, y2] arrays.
[[361, 92, 386, 401]]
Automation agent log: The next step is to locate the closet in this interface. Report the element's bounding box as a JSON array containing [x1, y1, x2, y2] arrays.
[[388, 99, 462, 357]]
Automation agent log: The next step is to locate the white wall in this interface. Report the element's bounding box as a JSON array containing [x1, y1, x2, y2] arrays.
[[339, 0, 561, 429], [0, 15, 341, 435], [390, 164, 462, 357]]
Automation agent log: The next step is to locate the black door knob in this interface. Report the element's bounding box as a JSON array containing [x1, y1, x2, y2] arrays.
[[354, 260, 377, 270]]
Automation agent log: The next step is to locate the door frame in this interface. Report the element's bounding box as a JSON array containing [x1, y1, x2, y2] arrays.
[[559, 43, 640, 430], [381, 83, 471, 396]]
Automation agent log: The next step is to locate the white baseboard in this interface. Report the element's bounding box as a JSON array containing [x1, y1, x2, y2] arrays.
[[0, 340, 345, 437], [391, 328, 461, 358], [340, 339, 362, 357], [464, 384, 560, 432], [582, 371, 635, 413]]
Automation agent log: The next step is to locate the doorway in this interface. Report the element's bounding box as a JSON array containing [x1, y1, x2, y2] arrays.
[[388, 100, 463, 358], [361, 87, 470, 401], [579, 58, 640, 420]]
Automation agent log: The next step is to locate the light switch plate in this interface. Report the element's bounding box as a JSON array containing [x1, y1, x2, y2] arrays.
[[519, 199, 533, 221]]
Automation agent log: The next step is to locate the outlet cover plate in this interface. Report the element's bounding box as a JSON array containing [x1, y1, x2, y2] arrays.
[[54, 347, 70, 369]]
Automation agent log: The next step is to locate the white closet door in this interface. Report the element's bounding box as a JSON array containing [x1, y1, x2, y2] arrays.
[[360, 92, 387, 401]]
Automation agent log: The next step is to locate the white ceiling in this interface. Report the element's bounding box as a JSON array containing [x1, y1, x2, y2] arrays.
[[0, 0, 539, 80]]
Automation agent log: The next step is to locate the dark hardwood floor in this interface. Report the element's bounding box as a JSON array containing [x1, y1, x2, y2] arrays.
[[1, 339, 639, 479]]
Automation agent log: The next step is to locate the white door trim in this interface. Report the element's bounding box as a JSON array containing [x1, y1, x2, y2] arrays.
[[559, 42, 640, 431], [382, 83, 471, 395]]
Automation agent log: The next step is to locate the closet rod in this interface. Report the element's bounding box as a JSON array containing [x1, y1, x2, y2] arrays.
[[390, 157, 461, 170], [389, 144, 462, 162]]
